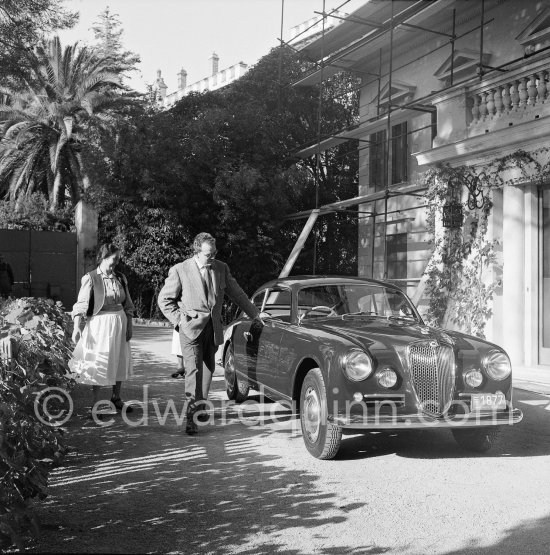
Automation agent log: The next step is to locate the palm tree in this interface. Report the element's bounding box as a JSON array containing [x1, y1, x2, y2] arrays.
[[0, 36, 127, 209]]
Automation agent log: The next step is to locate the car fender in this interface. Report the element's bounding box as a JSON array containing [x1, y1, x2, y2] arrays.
[[216, 321, 239, 366]]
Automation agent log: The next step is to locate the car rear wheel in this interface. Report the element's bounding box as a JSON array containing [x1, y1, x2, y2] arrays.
[[300, 368, 342, 459], [224, 343, 249, 403], [451, 427, 501, 453]]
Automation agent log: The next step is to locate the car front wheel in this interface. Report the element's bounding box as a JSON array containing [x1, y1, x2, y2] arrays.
[[300, 368, 342, 459], [451, 427, 501, 453], [224, 343, 249, 403]]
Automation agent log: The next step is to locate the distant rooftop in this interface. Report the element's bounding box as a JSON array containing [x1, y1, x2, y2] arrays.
[[151, 52, 249, 108]]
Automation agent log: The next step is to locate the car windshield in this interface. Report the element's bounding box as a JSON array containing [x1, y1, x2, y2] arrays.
[[297, 283, 419, 321]]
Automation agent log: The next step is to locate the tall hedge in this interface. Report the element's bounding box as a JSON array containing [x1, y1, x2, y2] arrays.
[[0, 297, 73, 549]]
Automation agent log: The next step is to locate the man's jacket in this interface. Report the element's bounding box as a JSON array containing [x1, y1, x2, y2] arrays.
[[157, 257, 259, 346]]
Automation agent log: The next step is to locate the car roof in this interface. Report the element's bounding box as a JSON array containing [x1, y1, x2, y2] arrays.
[[256, 275, 404, 291]]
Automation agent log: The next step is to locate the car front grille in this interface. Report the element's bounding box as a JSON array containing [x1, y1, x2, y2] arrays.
[[407, 341, 455, 416]]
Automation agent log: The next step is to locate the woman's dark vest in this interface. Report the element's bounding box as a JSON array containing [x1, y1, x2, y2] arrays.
[[86, 269, 129, 316]]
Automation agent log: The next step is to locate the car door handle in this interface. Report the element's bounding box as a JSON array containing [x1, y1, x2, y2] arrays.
[[244, 331, 252, 342]]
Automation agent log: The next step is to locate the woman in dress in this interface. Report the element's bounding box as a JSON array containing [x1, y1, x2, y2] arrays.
[[70, 243, 135, 413]]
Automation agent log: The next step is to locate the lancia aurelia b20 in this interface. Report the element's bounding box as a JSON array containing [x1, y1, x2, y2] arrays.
[[222, 276, 522, 459]]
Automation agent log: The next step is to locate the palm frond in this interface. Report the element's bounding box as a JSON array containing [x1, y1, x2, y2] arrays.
[[0, 36, 133, 208]]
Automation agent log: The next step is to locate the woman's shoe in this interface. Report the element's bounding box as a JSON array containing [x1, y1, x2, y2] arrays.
[[111, 396, 134, 413]]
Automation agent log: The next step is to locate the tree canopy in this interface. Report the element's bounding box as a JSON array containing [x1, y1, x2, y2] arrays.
[[0, 3, 359, 320], [91, 46, 359, 318], [91, 6, 140, 75], [0, 0, 77, 88], [0, 36, 133, 209]]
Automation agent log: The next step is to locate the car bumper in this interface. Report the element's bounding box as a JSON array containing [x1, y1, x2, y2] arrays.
[[328, 408, 523, 429]]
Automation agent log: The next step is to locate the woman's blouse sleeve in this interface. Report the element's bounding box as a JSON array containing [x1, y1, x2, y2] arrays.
[[72, 274, 92, 319]]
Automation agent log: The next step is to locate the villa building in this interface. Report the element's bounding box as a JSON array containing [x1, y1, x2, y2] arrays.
[[294, 0, 550, 368]]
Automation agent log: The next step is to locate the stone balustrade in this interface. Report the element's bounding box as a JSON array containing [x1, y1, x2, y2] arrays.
[[468, 62, 550, 125], [417, 53, 550, 164]]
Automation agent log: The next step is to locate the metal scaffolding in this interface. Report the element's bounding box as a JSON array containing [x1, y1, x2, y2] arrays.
[[278, 0, 497, 280]]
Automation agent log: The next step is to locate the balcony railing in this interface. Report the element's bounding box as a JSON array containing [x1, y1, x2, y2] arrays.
[[467, 55, 550, 131], [415, 54, 550, 165]]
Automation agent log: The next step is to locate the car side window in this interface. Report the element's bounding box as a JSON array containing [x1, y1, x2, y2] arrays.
[[257, 288, 292, 322]]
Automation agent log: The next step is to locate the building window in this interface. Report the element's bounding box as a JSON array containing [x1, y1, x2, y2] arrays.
[[370, 122, 409, 191], [369, 130, 387, 192], [391, 122, 408, 185], [386, 233, 407, 280]]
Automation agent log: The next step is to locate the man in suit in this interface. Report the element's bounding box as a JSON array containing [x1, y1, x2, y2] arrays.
[[158, 232, 264, 434]]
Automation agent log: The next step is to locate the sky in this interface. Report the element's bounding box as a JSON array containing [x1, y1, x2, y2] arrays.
[[58, 0, 364, 93]]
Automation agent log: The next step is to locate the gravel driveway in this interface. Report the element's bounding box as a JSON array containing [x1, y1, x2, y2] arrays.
[[29, 326, 550, 554]]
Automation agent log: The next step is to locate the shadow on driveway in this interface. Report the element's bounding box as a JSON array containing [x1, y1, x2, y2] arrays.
[[30, 327, 381, 554]]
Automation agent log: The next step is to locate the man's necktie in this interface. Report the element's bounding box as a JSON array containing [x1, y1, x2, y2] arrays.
[[203, 264, 215, 308]]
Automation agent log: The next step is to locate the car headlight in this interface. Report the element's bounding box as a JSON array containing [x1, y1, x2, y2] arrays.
[[483, 350, 512, 380], [342, 350, 374, 381]]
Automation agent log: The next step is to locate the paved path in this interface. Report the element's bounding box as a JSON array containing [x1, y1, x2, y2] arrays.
[[29, 326, 550, 554]]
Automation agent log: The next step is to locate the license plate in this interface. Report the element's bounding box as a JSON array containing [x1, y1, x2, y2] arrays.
[[470, 393, 506, 411]]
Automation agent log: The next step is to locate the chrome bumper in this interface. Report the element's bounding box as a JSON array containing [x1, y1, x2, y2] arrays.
[[329, 408, 523, 429]]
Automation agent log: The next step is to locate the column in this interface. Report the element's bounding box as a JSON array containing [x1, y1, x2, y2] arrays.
[[75, 200, 98, 282], [523, 184, 538, 366], [502, 185, 525, 366]]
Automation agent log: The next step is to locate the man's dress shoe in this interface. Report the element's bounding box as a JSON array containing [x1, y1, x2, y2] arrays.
[[186, 418, 198, 435]]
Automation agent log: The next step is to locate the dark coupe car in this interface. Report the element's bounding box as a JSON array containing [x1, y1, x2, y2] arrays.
[[222, 276, 523, 459]]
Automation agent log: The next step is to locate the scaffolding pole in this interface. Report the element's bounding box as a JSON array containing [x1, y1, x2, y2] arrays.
[[312, 0, 327, 274], [382, 0, 395, 280], [279, 210, 320, 278], [277, 0, 285, 113]]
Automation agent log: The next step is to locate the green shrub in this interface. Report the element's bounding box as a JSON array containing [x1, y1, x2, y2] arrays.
[[0, 297, 74, 549], [0, 193, 75, 232]]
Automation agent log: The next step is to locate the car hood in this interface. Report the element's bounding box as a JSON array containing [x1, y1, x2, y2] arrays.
[[302, 317, 493, 352]]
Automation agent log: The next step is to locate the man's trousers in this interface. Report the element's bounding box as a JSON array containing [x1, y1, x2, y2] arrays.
[[179, 318, 216, 413]]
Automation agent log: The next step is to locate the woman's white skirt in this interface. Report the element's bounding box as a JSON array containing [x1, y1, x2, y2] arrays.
[[171, 329, 182, 356], [69, 310, 133, 386]]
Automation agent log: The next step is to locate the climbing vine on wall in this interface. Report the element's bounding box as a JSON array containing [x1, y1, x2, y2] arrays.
[[422, 148, 550, 338]]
